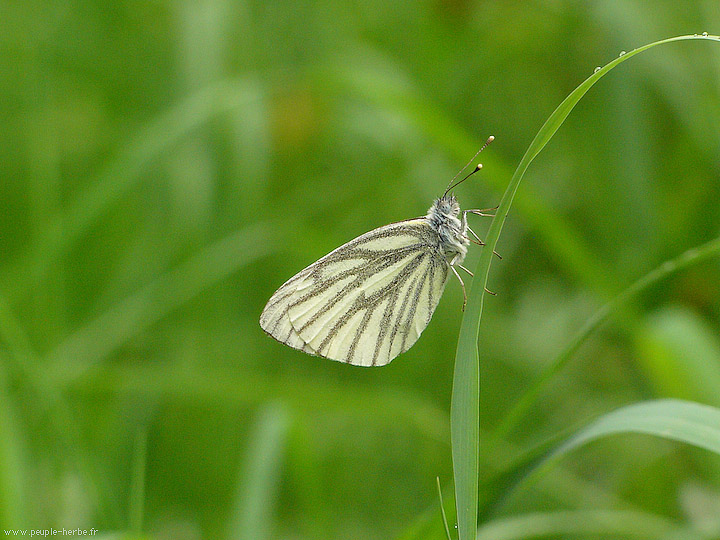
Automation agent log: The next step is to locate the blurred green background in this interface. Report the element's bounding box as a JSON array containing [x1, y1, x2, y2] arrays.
[[2, 1, 720, 538]]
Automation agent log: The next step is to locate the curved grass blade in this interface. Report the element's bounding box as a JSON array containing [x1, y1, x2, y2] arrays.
[[436, 477, 453, 540], [450, 34, 720, 540], [476, 509, 709, 540], [492, 235, 720, 443], [483, 400, 720, 519], [503, 399, 720, 509], [554, 399, 720, 457]]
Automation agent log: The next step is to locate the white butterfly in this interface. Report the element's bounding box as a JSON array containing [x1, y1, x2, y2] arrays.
[[260, 138, 495, 367]]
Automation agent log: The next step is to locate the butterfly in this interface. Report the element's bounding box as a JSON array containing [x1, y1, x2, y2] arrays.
[[260, 137, 496, 367]]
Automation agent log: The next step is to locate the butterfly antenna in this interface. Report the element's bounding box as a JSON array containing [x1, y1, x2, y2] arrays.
[[443, 135, 495, 197]]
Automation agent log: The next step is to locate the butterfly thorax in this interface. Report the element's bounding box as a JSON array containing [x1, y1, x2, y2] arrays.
[[426, 195, 469, 264]]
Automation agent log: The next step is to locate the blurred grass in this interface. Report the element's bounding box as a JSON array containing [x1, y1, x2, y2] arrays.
[[228, 404, 289, 540], [475, 509, 709, 540], [1, 1, 720, 538], [0, 368, 25, 528], [129, 429, 148, 535]]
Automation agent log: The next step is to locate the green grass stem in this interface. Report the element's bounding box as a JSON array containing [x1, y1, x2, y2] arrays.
[[450, 34, 720, 540], [227, 404, 289, 540]]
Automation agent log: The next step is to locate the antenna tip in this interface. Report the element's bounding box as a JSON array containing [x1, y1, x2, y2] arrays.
[[487, 135, 495, 143], [475, 163, 483, 170]]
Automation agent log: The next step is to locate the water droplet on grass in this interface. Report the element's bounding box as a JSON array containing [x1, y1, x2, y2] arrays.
[[702, 31, 709, 37], [594, 66, 601, 73], [619, 51, 626, 56]]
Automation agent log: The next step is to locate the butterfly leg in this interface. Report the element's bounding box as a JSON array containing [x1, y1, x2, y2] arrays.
[[467, 226, 485, 245], [464, 206, 498, 218], [465, 209, 503, 259], [449, 264, 468, 311], [467, 226, 503, 259], [458, 264, 497, 295], [451, 263, 497, 308]]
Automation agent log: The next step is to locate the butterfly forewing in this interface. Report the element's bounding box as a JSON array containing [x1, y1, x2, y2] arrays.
[[260, 218, 450, 366]]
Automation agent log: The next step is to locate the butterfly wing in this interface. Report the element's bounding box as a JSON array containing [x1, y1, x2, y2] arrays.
[[260, 218, 450, 366]]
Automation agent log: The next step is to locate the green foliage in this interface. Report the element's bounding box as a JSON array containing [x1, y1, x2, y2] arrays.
[[451, 34, 720, 540], [1, 1, 720, 539], [450, 34, 718, 540]]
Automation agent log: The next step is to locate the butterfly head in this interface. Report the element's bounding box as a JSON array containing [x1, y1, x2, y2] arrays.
[[434, 194, 461, 218], [427, 195, 469, 261], [427, 195, 463, 229]]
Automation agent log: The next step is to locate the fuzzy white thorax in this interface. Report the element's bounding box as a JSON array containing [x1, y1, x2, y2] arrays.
[[425, 195, 469, 264]]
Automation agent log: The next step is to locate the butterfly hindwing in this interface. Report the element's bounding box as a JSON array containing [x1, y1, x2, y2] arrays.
[[260, 219, 450, 366], [257, 269, 318, 355]]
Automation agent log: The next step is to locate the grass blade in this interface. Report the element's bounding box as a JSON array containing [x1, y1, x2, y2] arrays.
[[227, 403, 289, 540], [554, 399, 720, 458], [492, 235, 720, 442], [638, 305, 720, 406], [476, 509, 708, 540], [436, 477, 453, 540], [451, 33, 720, 540], [491, 400, 720, 516]]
